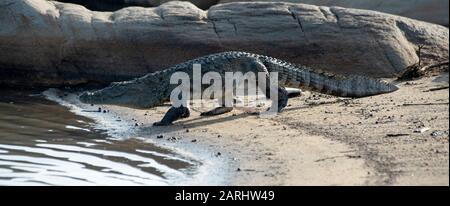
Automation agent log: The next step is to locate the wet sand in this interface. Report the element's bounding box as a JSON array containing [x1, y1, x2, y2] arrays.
[[47, 72, 449, 185]]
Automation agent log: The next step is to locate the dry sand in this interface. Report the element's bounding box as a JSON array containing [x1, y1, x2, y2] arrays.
[[79, 72, 449, 185]]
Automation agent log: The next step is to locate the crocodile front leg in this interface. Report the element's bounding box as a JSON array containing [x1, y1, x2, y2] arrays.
[[153, 105, 190, 126]]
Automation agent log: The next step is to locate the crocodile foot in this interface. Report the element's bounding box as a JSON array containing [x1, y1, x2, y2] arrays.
[[153, 106, 190, 126]]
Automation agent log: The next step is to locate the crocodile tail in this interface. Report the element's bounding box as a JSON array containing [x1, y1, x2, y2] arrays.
[[274, 64, 398, 97]]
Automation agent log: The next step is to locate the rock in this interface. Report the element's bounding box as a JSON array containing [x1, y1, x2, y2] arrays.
[[167, 136, 178, 141], [54, 0, 132, 11], [413, 127, 430, 133], [56, 0, 220, 10], [430, 130, 443, 137], [136, 0, 219, 10], [0, 0, 448, 87], [55, 1, 450, 26], [219, 0, 449, 26]]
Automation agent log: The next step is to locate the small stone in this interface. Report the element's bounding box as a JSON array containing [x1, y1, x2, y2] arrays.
[[185, 129, 189, 133], [431, 130, 443, 137], [191, 139, 197, 143], [134, 123, 139, 127], [98, 107, 101, 112], [236, 168, 241, 172], [156, 135, 163, 139], [413, 127, 430, 133], [215, 152, 221, 157], [217, 135, 222, 138], [167, 136, 178, 141]]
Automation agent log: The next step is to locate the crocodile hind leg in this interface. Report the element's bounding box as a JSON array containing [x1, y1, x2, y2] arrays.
[[256, 73, 289, 113], [259, 83, 289, 113], [153, 105, 190, 126]]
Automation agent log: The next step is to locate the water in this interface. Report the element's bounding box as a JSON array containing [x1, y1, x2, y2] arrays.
[[0, 89, 201, 185]]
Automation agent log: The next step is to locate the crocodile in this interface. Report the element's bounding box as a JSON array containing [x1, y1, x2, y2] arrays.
[[79, 51, 398, 126]]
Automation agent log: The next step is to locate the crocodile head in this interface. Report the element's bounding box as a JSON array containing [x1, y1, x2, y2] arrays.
[[79, 75, 168, 108]]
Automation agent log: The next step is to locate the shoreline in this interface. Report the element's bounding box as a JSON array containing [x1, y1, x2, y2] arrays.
[[43, 72, 449, 185], [43, 89, 233, 186]]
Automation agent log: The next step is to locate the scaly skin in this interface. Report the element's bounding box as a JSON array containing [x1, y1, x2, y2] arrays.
[[80, 51, 398, 125]]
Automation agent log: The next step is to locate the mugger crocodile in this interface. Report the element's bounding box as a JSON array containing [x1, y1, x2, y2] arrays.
[[79, 51, 398, 126]]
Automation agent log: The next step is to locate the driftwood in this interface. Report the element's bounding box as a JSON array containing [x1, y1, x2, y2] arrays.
[[397, 61, 449, 80], [397, 46, 449, 80], [402, 102, 449, 106], [423, 86, 450, 92]]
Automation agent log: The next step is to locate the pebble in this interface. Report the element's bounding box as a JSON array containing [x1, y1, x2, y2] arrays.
[[191, 139, 197, 143], [156, 135, 163, 139], [168, 136, 179, 141], [413, 127, 430, 133], [430, 130, 443, 137]]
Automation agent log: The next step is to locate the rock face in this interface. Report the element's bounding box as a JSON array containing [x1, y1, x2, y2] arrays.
[[220, 0, 450, 26], [56, 0, 450, 25], [0, 0, 448, 87], [55, 0, 220, 10]]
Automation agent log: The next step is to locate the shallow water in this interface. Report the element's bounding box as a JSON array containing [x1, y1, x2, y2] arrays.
[[0, 89, 199, 185]]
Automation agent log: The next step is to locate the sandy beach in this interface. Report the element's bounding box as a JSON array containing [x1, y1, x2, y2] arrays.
[[63, 72, 448, 186]]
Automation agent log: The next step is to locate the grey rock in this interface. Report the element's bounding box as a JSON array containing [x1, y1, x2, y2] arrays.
[[219, 0, 449, 26], [0, 0, 448, 87], [55, 0, 450, 25], [55, 0, 220, 10]]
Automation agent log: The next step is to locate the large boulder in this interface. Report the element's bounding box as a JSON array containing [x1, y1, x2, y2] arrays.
[[0, 0, 448, 87], [54, 0, 220, 10], [220, 0, 449, 26], [56, 0, 450, 25]]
